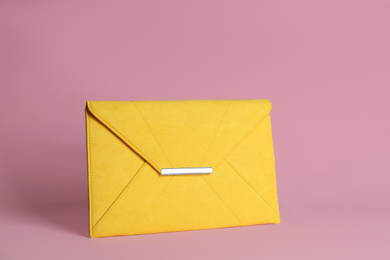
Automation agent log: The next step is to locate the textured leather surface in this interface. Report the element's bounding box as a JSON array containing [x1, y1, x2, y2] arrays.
[[85, 100, 280, 238]]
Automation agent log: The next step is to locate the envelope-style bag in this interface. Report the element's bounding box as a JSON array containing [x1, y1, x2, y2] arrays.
[[85, 100, 280, 238]]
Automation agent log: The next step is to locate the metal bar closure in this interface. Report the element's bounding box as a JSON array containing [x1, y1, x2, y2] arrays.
[[161, 167, 213, 176]]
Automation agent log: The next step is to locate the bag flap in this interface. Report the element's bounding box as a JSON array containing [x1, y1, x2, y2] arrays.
[[86, 100, 271, 174]]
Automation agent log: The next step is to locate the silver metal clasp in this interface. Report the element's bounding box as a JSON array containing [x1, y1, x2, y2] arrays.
[[161, 167, 213, 176]]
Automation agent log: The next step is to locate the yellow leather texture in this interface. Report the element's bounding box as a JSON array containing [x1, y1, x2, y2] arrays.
[[85, 100, 280, 238]]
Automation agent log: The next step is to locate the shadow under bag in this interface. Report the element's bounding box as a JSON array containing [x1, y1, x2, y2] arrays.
[[85, 99, 280, 238]]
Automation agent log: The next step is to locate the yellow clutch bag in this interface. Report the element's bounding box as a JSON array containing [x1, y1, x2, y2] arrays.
[[85, 100, 280, 238]]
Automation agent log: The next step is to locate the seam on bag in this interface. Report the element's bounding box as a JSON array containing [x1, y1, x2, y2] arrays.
[[87, 102, 161, 173], [133, 174, 243, 233], [200, 176, 242, 225], [86, 110, 93, 235], [224, 159, 279, 219], [132, 176, 175, 235], [92, 162, 147, 234], [213, 110, 271, 171], [132, 102, 173, 167], [200, 100, 231, 165]]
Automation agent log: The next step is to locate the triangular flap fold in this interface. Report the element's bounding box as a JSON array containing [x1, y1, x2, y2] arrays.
[[86, 100, 271, 173]]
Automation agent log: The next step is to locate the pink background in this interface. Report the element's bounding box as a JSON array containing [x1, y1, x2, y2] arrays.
[[1, 0, 389, 259]]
